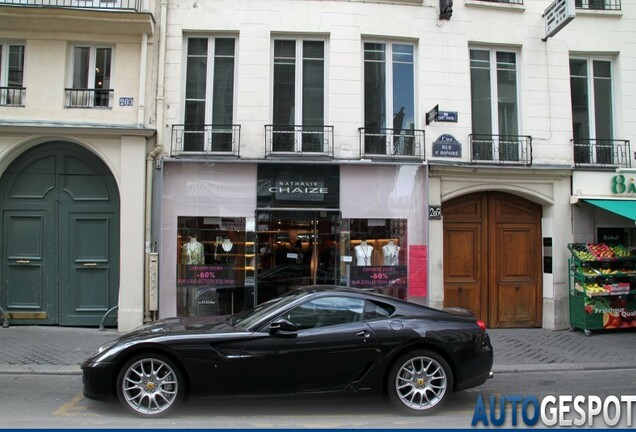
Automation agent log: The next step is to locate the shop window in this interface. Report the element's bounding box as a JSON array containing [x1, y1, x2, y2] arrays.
[[363, 42, 416, 156], [341, 218, 408, 299], [177, 216, 249, 317]]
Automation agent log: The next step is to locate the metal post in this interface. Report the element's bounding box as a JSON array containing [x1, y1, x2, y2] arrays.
[[99, 305, 119, 331], [0, 305, 9, 328]]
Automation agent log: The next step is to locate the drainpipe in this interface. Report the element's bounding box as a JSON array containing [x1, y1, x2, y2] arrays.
[[143, 0, 168, 322]]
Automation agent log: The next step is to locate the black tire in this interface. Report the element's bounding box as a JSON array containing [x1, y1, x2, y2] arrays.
[[387, 349, 453, 415], [116, 353, 185, 417]]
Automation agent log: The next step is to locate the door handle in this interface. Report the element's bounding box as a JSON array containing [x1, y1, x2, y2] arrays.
[[16, 260, 30, 264], [83, 262, 98, 267], [356, 330, 370, 338]]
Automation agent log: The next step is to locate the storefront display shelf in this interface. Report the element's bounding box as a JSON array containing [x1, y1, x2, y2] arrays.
[[568, 243, 636, 336]]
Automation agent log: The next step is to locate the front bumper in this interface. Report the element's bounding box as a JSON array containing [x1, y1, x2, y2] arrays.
[[82, 361, 118, 402]]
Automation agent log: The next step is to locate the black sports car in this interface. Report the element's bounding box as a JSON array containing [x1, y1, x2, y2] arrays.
[[82, 285, 493, 417]]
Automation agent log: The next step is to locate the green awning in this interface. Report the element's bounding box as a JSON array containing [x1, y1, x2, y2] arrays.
[[584, 199, 636, 221]]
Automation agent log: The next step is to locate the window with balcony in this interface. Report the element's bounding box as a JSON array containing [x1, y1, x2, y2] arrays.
[[575, 0, 621, 11], [66, 46, 112, 108], [469, 48, 530, 164], [175, 37, 238, 155], [0, 42, 25, 107], [569, 57, 628, 168], [268, 38, 330, 156], [362, 41, 422, 159]]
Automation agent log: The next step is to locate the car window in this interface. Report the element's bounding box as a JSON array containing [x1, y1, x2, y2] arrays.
[[284, 297, 365, 330], [364, 300, 395, 320]]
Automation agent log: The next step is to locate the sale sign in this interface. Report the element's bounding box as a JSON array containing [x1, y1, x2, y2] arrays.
[[178, 265, 236, 287], [350, 266, 407, 288]]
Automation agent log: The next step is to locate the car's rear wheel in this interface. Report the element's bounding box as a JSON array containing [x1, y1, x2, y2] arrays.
[[116, 353, 184, 417], [388, 349, 453, 415]]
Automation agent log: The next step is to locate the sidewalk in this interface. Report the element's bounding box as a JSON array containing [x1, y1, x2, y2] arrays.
[[0, 325, 635, 375]]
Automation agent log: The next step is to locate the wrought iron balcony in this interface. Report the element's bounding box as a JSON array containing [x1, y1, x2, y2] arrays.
[[265, 125, 334, 158], [575, 0, 621, 10], [0, 0, 141, 11], [0, 87, 25, 107], [474, 0, 523, 5], [171, 124, 241, 157], [469, 134, 532, 165], [572, 139, 631, 169], [358, 128, 425, 161], [65, 88, 113, 108]]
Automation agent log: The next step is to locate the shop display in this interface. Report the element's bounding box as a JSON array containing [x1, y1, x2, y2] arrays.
[[568, 243, 636, 336]]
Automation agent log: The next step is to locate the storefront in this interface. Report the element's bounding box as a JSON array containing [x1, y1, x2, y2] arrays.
[[571, 170, 636, 247], [158, 161, 428, 318]]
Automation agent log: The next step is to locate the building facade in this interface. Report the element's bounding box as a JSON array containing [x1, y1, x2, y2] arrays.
[[0, 0, 157, 330], [152, 0, 634, 331], [2, 0, 633, 332]]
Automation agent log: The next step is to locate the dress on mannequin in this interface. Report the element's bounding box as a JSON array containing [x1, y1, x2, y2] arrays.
[[354, 240, 373, 266], [216, 238, 236, 267], [382, 240, 400, 266], [181, 237, 205, 265]]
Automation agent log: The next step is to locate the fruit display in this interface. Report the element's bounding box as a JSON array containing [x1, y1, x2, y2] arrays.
[[569, 243, 636, 335], [586, 242, 615, 260], [611, 244, 631, 258], [569, 244, 595, 261]]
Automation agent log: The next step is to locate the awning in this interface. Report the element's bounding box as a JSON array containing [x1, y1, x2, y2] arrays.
[[583, 199, 636, 221]]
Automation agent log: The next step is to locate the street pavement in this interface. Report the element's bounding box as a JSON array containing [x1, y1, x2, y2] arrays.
[[0, 324, 635, 375]]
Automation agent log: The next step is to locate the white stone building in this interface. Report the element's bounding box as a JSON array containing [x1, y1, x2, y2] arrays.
[[0, 0, 157, 331]]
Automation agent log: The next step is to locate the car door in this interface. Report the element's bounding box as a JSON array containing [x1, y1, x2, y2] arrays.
[[241, 296, 377, 394]]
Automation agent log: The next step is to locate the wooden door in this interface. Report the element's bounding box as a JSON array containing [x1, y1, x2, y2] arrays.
[[443, 192, 542, 328], [0, 142, 119, 326], [488, 193, 542, 327], [442, 195, 488, 321]]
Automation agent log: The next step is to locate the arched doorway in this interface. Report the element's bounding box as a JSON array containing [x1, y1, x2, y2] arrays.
[[442, 192, 542, 328], [0, 142, 120, 326]]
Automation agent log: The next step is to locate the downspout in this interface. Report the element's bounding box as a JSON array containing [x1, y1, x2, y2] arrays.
[[144, 0, 168, 322]]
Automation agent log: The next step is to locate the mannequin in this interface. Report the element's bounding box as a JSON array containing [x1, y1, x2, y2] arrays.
[[354, 240, 374, 266], [216, 237, 236, 267], [382, 240, 400, 266], [181, 236, 205, 265]]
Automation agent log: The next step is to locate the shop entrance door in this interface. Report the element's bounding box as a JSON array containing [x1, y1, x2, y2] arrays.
[[255, 210, 340, 304]]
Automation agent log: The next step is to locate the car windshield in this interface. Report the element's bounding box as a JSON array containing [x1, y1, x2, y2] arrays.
[[230, 290, 306, 329]]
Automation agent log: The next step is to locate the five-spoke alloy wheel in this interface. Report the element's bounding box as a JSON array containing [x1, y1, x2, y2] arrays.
[[388, 349, 453, 415], [116, 353, 184, 417]]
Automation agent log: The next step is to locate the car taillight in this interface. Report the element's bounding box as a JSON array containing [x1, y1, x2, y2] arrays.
[[476, 320, 486, 331]]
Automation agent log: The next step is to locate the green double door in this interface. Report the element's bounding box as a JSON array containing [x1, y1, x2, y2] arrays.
[[1, 142, 120, 326]]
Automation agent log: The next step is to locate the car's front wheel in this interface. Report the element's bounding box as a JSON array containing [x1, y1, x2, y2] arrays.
[[388, 349, 453, 415], [116, 353, 184, 417]]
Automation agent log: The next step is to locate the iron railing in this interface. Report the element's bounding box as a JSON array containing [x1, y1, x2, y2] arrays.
[[572, 139, 631, 169], [0, 0, 140, 11], [475, 0, 524, 5], [469, 134, 533, 165], [65, 88, 113, 108], [171, 124, 241, 157], [0, 87, 25, 106], [265, 125, 334, 158], [358, 128, 425, 161], [575, 0, 621, 10]]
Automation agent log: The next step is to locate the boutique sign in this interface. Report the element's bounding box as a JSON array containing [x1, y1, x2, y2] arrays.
[[269, 180, 328, 201], [258, 164, 340, 208]]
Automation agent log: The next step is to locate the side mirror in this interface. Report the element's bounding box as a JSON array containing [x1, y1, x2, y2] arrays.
[[270, 318, 298, 337]]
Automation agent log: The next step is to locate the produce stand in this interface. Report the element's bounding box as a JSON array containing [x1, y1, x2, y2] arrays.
[[568, 243, 636, 336]]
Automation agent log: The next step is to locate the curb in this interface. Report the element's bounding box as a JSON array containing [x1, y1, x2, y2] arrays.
[[0, 364, 82, 375]]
